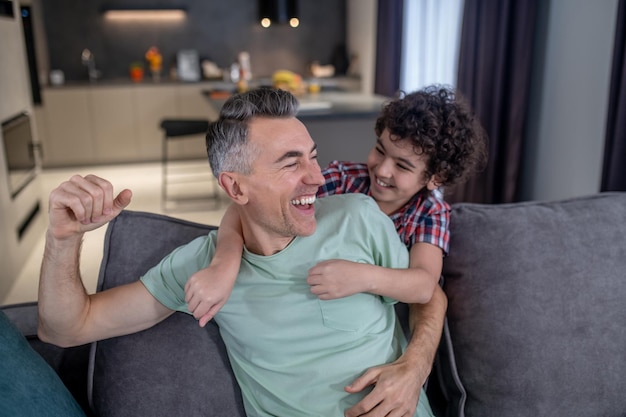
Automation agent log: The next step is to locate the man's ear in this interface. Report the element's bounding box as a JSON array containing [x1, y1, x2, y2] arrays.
[[219, 172, 249, 205]]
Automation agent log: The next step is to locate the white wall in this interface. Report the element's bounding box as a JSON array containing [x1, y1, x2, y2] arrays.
[[0, 10, 31, 118], [0, 3, 45, 301], [521, 0, 619, 201]]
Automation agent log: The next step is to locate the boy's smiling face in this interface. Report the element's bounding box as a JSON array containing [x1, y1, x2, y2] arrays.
[[366, 128, 438, 215]]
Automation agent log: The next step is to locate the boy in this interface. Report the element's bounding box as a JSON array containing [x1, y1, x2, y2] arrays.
[[307, 85, 487, 301]]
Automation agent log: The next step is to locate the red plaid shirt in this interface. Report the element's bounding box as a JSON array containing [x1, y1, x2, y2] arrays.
[[317, 161, 450, 254]]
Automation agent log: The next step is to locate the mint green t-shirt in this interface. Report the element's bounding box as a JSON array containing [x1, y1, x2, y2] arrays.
[[141, 194, 433, 417]]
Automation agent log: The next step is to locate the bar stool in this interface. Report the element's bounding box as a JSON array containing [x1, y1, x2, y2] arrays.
[[160, 119, 219, 211]]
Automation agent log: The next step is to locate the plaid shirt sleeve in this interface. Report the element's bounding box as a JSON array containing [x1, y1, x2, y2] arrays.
[[317, 161, 344, 197], [402, 192, 451, 255], [317, 161, 369, 197]]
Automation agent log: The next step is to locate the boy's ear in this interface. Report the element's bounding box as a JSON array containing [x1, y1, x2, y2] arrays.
[[426, 175, 443, 191], [218, 172, 249, 205]]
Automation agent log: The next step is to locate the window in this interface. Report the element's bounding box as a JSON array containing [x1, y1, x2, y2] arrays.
[[400, 0, 465, 92]]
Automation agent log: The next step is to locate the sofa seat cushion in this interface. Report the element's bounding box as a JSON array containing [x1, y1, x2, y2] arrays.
[[0, 310, 86, 417], [440, 192, 626, 417]]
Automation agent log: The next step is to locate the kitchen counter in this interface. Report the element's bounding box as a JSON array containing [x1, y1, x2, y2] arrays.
[[297, 92, 389, 119], [45, 78, 235, 90], [204, 90, 391, 167], [45, 76, 362, 93], [204, 91, 390, 120]]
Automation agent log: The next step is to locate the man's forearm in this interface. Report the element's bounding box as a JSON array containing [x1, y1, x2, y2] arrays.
[[343, 286, 447, 417], [37, 230, 91, 346], [404, 285, 447, 383]]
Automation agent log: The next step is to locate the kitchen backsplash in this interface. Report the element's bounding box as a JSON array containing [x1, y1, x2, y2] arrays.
[[40, 0, 346, 82]]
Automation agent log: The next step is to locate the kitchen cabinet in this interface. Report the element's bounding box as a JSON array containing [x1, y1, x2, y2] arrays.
[[176, 83, 219, 119], [90, 87, 137, 164], [38, 84, 383, 168], [303, 117, 377, 168], [163, 83, 212, 161], [39, 83, 219, 168], [40, 88, 94, 166], [133, 85, 178, 161]]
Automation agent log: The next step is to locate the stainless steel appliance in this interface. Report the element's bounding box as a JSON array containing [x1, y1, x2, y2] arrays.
[[1, 112, 38, 199]]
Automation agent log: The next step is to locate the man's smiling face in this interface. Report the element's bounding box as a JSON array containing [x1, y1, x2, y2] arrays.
[[238, 116, 325, 255]]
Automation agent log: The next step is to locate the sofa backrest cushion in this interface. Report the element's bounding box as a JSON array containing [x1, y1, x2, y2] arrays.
[[88, 210, 245, 417], [438, 192, 626, 417]]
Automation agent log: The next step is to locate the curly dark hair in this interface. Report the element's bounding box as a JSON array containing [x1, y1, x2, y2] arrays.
[[374, 85, 488, 189]]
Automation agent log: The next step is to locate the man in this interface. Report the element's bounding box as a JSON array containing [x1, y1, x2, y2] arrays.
[[38, 88, 441, 416]]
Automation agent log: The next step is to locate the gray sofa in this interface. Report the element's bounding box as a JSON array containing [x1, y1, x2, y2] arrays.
[[2, 192, 626, 417]]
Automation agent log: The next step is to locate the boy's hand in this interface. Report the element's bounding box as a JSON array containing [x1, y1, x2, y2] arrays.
[[184, 264, 236, 327], [307, 259, 368, 299]]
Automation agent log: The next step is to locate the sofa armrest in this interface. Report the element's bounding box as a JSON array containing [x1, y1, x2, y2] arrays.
[[0, 304, 90, 416], [1, 302, 39, 336]]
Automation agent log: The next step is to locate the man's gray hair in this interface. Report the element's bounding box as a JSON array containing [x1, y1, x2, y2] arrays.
[[206, 88, 300, 177]]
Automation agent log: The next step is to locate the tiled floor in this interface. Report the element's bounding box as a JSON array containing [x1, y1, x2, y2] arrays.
[[2, 161, 228, 306]]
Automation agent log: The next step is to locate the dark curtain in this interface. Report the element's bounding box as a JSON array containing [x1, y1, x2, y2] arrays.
[[447, 0, 539, 204], [374, 0, 403, 97], [601, 0, 626, 191]]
